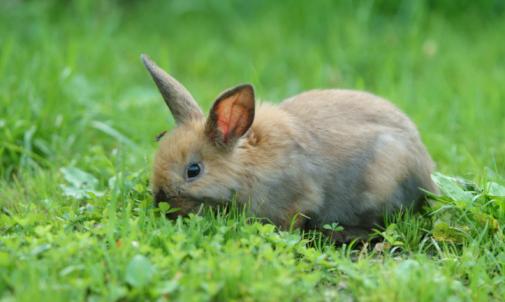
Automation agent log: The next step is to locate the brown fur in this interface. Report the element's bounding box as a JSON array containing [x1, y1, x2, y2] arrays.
[[143, 55, 437, 242]]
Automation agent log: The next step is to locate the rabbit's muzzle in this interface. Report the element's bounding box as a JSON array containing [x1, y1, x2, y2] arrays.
[[153, 190, 201, 219]]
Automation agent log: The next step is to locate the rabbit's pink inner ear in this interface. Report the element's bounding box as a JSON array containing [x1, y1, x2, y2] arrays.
[[215, 96, 252, 143], [207, 84, 255, 146]]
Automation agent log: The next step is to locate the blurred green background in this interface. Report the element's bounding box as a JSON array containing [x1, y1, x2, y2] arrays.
[[1, 0, 504, 180], [1, 1, 505, 301]]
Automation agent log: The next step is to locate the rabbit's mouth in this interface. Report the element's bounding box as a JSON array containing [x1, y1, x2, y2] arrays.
[[153, 190, 204, 219], [154, 190, 240, 220]]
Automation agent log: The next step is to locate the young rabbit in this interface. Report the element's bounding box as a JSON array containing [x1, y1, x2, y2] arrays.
[[142, 54, 437, 241]]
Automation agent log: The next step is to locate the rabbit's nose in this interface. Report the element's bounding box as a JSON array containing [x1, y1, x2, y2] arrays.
[[153, 189, 170, 207]]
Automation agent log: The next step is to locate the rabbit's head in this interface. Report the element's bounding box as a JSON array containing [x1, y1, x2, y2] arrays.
[[142, 55, 255, 218]]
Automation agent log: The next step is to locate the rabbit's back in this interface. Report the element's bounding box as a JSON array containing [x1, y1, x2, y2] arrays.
[[279, 89, 436, 228], [281, 89, 417, 134]]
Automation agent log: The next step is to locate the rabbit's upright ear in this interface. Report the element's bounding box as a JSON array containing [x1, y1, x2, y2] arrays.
[[206, 84, 255, 149], [141, 54, 203, 124]]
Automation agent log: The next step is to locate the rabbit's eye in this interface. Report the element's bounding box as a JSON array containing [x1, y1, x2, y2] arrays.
[[185, 162, 203, 181]]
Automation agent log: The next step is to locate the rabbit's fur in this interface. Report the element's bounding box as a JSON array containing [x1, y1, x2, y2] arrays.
[[142, 54, 437, 240]]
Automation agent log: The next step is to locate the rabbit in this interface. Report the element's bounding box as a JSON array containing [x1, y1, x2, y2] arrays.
[[141, 54, 437, 241]]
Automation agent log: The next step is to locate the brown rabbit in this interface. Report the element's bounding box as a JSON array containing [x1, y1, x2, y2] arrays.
[[142, 54, 437, 241]]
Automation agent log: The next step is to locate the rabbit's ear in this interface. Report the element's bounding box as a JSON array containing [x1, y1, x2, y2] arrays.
[[141, 54, 203, 124], [206, 84, 255, 149]]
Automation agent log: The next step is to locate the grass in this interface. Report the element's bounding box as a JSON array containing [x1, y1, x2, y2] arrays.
[[1, 0, 505, 301]]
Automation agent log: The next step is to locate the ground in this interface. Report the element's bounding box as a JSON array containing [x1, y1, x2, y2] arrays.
[[1, 1, 505, 301]]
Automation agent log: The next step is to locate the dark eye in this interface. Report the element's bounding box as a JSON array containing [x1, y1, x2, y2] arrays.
[[185, 162, 203, 180]]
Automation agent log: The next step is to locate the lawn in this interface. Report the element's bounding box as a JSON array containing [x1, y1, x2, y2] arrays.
[[1, 0, 505, 301]]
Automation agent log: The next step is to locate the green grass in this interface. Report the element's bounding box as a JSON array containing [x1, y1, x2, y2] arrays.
[[1, 0, 505, 301]]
